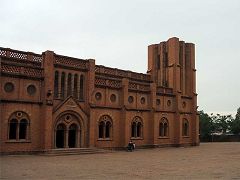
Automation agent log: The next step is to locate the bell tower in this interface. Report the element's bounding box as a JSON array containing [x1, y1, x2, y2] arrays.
[[148, 37, 196, 96], [148, 37, 199, 146]]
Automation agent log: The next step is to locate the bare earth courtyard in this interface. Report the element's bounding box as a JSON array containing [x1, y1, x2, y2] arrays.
[[1, 143, 240, 180]]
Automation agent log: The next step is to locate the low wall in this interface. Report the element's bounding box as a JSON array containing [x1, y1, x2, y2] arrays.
[[201, 134, 240, 142]]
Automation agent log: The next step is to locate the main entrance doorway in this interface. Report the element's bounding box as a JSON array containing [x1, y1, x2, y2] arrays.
[[54, 114, 83, 148], [68, 124, 77, 148], [56, 124, 65, 148]]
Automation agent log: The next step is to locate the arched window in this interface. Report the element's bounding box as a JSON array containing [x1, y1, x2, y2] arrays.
[[19, 119, 28, 139], [9, 119, 18, 140], [98, 115, 112, 139], [156, 54, 160, 69], [131, 117, 143, 138], [73, 74, 78, 99], [54, 71, 59, 98], [67, 73, 72, 96], [105, 121, 111, 138], [8, 112, 30, 141], [159, 118, 169, 137], [79, 75, 84, 101], [182, 119, 189, 136], [98, 121, 104, 139], [61, 72, 65, 99], [131, 122, 136, 137], [137, 122, 141, 137]]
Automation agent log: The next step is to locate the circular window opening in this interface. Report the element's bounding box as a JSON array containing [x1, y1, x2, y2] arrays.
[[128, 96, 134, 103], [27, 85, 36, 95], [140, 97, 146, 104], [156, 99, 161, 105], [182, 101, 186, 108], [95, 92, 102, 101], [65, 115, 71, 121], [16, 112, 23, 118], [167, 100, 171, 106], [110, 94, 116, 102], [4, 82, 14, 93]]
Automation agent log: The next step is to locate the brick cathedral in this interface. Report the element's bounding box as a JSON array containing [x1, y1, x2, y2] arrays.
[[0, 37, 199, 154]]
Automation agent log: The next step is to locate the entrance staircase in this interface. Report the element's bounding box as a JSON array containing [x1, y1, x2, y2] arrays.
[[42, 148, 113, 156]]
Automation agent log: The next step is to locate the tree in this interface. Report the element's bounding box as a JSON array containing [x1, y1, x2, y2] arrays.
[[230, 107, 240, 134], [199, 110, 214, 139], [210, 114, 233, 134]]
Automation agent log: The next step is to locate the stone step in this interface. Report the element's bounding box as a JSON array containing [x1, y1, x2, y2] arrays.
[[42, 148, 113, 156]]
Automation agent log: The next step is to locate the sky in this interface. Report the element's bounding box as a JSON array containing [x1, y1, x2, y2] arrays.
[[1, 0, 240, 116]]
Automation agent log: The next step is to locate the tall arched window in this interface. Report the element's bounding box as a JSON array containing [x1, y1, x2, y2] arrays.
[[137, 122, 141, 137], [98, 115, 112, 139], [8, 112, 30, 141], [131, 117, 143, 138], [98, 121, 104, 139], [61, 72, 65, 99], [9, 119, 18, 140], [159, 118, 169, 137], [156, 54, 160, 69], [67, 73, 72, 96], [105, 121, 111, 138], [73, 74, 78, 99], [182, 119, 189, 136], [131, 122, 136, 137], [54, 71, 59, 98], [79, 75, 84, 101], [19, 119, 28, 139]]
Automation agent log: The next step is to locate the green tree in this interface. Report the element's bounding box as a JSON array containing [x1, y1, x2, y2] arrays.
[[231, 107, 240, 134], [199, 111, 214, 139], [211, 114, 233, 134]]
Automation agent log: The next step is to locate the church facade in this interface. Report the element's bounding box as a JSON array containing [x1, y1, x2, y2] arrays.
[[0, 37, 199, 153]]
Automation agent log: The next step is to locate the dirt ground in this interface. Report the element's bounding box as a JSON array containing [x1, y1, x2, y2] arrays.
[[1, 142, 240, 180]]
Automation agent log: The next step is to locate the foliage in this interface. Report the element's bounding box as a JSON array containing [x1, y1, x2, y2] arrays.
[[199, 111, 214, 139], [230, 107, 240, 134], [210, 113, 233, 134], [199, 107, 240, 139]]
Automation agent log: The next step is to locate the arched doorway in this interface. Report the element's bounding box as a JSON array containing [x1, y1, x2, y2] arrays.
[[54, 113, 83, 149], [56, 124, 65, 148], [68, 124, 77, 148]]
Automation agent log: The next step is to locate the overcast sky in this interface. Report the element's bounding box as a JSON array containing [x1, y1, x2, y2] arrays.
[[1, 0, 240, 116]]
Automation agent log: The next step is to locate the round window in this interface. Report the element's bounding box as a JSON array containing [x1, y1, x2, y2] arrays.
[[16, 112, 23, 118], [156, 99, 161, 105], [167, 100, 171, 106], [95, 92, 102, 101], [4, 82, 14, 93], [27, 85, 36, 95], [110, 94, 116, 102], [140, 97, 146, 104], [65, 115, 71, 121], [128, 96, 134, 103]]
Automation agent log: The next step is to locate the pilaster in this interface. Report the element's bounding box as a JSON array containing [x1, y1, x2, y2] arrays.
[[41, 50, 55, 150]]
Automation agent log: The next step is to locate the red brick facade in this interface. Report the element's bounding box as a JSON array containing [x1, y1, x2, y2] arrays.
[[0, 37, 199, 153]]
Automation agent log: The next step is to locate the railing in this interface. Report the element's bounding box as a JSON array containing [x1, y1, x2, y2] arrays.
[[95, 77, 121, 89], [95, 65, 151, 81], [129, 81, 151, 92], [0, 47, 43, 64], [1, 64, 43, 78], [54, 54, 88, 70]]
